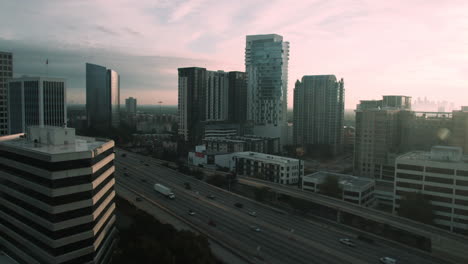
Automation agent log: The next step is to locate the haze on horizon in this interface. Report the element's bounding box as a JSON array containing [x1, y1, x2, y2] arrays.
[[1, 0, 467, 109]]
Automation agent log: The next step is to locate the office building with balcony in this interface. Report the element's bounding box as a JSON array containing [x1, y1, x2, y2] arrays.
[[302, 171, 376, 207], [233, 152, 303, 185], [0, 51, 13, 136], [86, 63, 120, 129], [394, 146, 468, 233], [0, 126, 116, 264], [8, 77, 66, 134]]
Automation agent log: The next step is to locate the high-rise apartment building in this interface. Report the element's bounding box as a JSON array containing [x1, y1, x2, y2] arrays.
[[245, 34, 289, 144], [125, 97, 137, 114], [178, 67, 207, 144], [86, 63, 120, 129], [0, 51, 13, 135], [206, 71, 229, 121], [228, 71, 247, 123], [450, 107, 468, 153], [293, 75, 344, 155], [394, 146, 468, 234], [0, 126, 117, 264], [7, 77, 66, 134]]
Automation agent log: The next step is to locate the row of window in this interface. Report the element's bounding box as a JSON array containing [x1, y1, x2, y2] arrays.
[[397, 163, 468, 176]]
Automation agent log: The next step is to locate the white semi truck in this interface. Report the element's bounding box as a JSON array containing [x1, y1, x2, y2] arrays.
[[153, 183, 175, 199]]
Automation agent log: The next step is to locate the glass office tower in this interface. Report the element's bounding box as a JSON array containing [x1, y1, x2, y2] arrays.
[[86, 63, 120, 129], [245, 34, 289, 144]]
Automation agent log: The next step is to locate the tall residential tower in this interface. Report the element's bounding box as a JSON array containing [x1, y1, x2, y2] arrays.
[[245, 34, 289, 144], [0, 51, 13, 135], [293, 75, 344, 155]]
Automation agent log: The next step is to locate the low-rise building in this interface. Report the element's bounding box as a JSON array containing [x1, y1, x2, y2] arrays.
[[302, 172, 376, 207], [0, 126, 116, 264], [394, 146, 468, 233], [233, 152, 304, 185], [203, 135, 280, 154]]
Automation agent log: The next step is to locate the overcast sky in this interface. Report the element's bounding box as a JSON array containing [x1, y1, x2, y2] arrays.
[[1, 0, 467, 109]]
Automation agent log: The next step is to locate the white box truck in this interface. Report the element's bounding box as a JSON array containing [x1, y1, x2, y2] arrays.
[[154, 183, 175, 199]]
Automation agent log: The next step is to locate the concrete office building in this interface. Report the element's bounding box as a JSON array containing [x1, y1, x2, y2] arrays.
[[302, 171, 376, 207], [125, 97, 137, 114], [8, 77, 66, 134], [293, 75, 344, 155], [394, 146, 468, 233], [228, 71, 247, 123], [0, 126, 116, 264], [0, 51, 12, 135], [233, 152, 303, 185], [206, 71, 229, 122], [86, 63, 120, 129], [245, 34, 289, 145]]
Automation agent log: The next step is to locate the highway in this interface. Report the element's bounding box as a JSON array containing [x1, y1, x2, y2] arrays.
[[114, 149, 449, 264]]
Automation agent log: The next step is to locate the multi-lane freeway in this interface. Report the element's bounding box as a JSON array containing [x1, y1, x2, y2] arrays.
[[114, 149, 449, 264]]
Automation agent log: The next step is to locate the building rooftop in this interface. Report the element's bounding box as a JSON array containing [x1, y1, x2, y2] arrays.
[[234, 152, 300, 164], [0, 126, 113, 161], [398, 146, 468, 163], [304, 171, 374, 189]]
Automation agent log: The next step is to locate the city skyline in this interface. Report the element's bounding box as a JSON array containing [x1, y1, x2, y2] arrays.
[[1, 0, 467, 109]]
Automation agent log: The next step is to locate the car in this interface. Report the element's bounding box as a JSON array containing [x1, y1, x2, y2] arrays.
[[144, 163, 149, 166], [380, 257, 397, 264], [184, 182, 192, 190], [208, 219, 216, 227], [123, 172, 129, 177], [121, 153, 127, 157], [140, 179, 147, 183], [339, 238, 355, 247], [135, 197, 143, 202], [357, 234, 374, 244], [207, 194, 216, 199], [248, 211, 257, 217], [188, 209, 196, 216], [250, 226, 261, 232], [234, 202, 243, 208]]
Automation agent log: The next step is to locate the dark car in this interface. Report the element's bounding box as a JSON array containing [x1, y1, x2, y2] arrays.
[[234, 202, 243, 208], [184, 182, 192, 190], [208, 219, 216, 227], [357, 234, 374, 244], [140, 179, 147, 183], [207, 194, 216, 199], [121, 153, 127, 157], [144, 163, 149, 166], [123, 172, 129, 177], [135, 197, 143, 202]]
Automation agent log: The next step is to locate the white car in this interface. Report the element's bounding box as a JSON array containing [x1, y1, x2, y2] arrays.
[[380, 257, 397, 264], [339, 238, 355, 247], [248, 211, 257, 217], [250, 226, 261, 232], [188, 210, 196, 216]]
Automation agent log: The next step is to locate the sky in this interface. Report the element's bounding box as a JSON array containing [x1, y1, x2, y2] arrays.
[[1, 0, 467, 109]]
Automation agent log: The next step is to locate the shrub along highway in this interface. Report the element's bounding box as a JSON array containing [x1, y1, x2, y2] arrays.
[[114, 149, 449, 264]]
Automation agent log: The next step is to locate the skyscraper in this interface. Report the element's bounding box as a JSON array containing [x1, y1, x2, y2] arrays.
[[7, 76, 66, 134], [206, 70, 229, 121], [228, 71, 247, 123], [86, 63, 120, 129], [0, 51, 13, 135], [245, 34, 289, 144], [293, 75, 344, 155], [125, 97, 137, 114], [0, 125, 117, 264], [178, 67, 206, 143]]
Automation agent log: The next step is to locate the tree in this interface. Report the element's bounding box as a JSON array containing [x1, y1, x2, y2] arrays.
[[254, 187, 270, 202], [288, 197, 311, 215], [191, 169, 204, 180], [206, 174, 226, 187], [398, 192, 435, 225], [319, 175, 342, 199]]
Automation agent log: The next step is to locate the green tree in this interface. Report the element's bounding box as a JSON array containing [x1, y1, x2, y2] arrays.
[[319, 175, 342, 199], [254, 187, 270, 202], [206, 174, 226, 187], [398, 192, 435, 225], [288, 197, 311, 215], [191, 169, 205, 180]]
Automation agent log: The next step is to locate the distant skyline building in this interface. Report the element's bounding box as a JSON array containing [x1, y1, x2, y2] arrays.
[[7, 76, 66, 134], [0, 51, 13, 135], [86, 63, 120, 129], [228, 71, 247, 123], [0, 126, 117, 264], [293, 75, 344, 155], [125, 96, 137, 114], [245, 34, 289, 145]]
